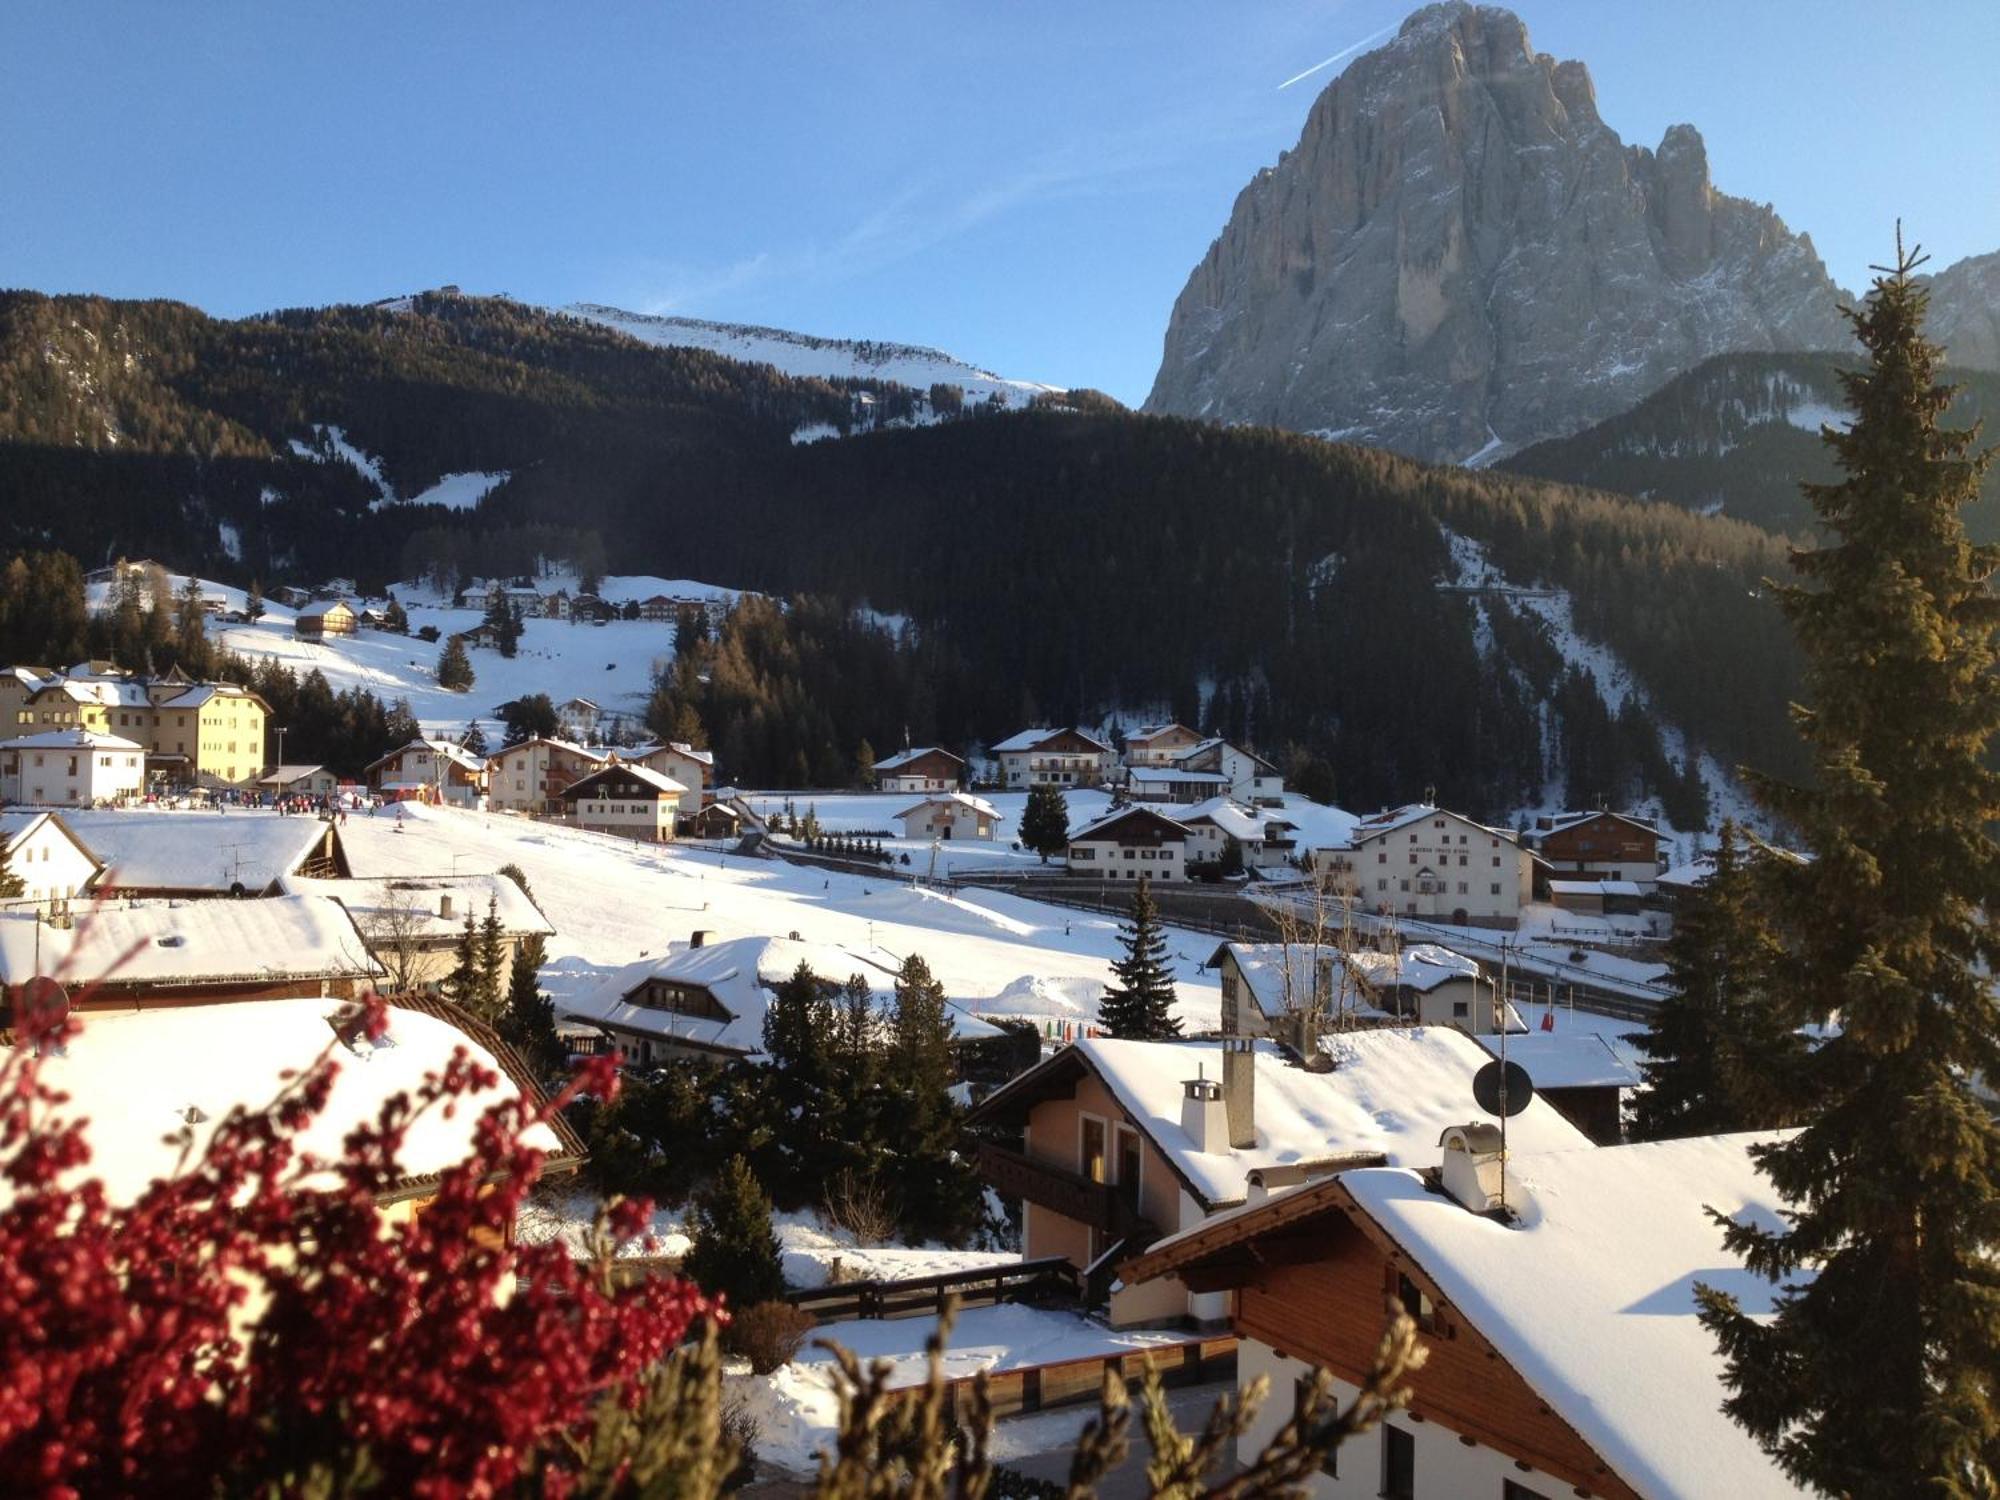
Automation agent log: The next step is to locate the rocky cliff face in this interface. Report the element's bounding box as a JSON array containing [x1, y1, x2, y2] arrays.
[[1924, 250, 2000, 373], [1145, 3, 1855, 462]]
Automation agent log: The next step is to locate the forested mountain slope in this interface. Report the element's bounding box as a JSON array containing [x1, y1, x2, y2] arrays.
[[1500, 352, 2000, 539], [0, 289, 1805, 816]]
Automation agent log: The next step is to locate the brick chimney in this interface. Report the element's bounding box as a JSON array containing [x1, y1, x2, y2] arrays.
[[438, 892, 454, 920], [1222, 1036, 1256, 1149]]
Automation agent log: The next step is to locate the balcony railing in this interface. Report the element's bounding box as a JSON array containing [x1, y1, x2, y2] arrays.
[[977, 1141, 1155, 1240]]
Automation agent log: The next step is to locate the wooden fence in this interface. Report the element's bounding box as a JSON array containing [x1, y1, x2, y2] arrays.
[[784, 1256, 1077, 1325], [958, 1335, 1238, 1423]]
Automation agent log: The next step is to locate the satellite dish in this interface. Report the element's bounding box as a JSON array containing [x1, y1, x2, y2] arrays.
[[1473, 1059, 1535, 1118], [16, 976, 71, 1032]]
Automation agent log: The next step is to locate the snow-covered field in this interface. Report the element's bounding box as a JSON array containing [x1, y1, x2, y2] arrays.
[[336, 802, 1226, 1031]]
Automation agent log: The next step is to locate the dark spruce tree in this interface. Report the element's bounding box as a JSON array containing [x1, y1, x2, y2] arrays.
[[1098, 877, 1182, 1041], [1019, 783, 1069, 863], [888, 953, 982, 1245], [680, 1153, 786, 1312], [437, 635, 474, 692], [1629, 824, 1799, 1140], [1696, 240, 2000, 1496], [497, 933, 565, 1080]]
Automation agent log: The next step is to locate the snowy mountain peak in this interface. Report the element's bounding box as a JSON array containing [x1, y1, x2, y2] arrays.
[[556, 304, 1062, 409]]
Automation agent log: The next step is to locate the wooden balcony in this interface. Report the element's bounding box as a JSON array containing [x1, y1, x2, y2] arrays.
[[977, 1141, 1154, 1240]]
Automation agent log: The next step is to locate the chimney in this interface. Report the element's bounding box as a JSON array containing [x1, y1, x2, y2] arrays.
[[690, 929, 714, 949], [1222, 1035, 1256, 1149], [438, 893, 453, 920], [1179, 1066, 1227, 1154], [1438, 1124, 1507, 1214]]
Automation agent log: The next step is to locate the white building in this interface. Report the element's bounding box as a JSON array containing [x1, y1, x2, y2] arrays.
[[1065, 806, 1191, 883], [559, 762, 685, 842], [894, 792, 1002, 841], [1210, 940, 1500, 1036], [1122, 722, 1203, 767], [484, 737, 606, 815], [0, 810, 102, 905], [1176, 738, 1284, 806], [1310, 803, 1537, 926], [1175, 797, 1297, 871], [627, 742, 713, 816], [0, 728, 146, 807], [873, 747, 965, 794], [366, 739, 487, 808], [992, 727, 1116, 788]]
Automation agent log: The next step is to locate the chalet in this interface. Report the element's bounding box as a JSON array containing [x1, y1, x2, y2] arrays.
[[1525, 810, 1663, 884], [1175, 739, 1283, 806], [1122, 722, 1203, 767], [638, 595, 678, 622], [559, 762, 684, 842], [895, 792, 1002, 842], [968, 1030, 1586, 1326], [1121, 1132, 1802, 1500], [272, 585, 314, 609], [485, 737, 606, 815], [992, 727, 1116, 789], [8, 996, 583, 1220], [1209, 941, 1501, 1038], [685, 801, 746, 840], [1479, 1030, 1641, 1145], [258, 764, 339, 798], [1125, 764, 1232, 805], [278, 873, 556, 994], [1065, 806, 1190, 883], [873, 746, 965, 794], [556, 696, 601, 742], [0, 729, 146, 806], [0, 894, 383, 1009], [1176, 797, 1296, 871], [65, 807, 348, 897], [569, 594, 617, 623], [627, 741, 712, 815], [1309, 804, 1537, 927], [554, 931, 1004, 1066], [294, 600, 357, 639], [367, 738, 487, 807], [0, 811, 101, 905]]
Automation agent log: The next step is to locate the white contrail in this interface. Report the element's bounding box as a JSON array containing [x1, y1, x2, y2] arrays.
[[1278, 22, 1396, 89]]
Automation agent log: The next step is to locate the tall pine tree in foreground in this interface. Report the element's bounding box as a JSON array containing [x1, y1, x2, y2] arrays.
[[1630, 823, 1801, 1141], [1697, 239, 2000, 1496], [1019, 783, 1069, 863], [1098, 878, 1182, 1040]]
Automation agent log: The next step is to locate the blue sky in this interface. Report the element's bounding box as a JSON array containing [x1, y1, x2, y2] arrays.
[[5, 2, 1995, 404]]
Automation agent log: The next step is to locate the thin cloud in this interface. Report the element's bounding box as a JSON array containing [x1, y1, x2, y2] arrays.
[[1278, 22, 1395, 89]]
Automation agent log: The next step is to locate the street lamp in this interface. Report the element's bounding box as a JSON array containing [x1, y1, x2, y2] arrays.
[[273, 725, 287, 794]]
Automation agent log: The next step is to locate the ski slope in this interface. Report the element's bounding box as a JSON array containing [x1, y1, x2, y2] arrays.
[[559, 304, 1061, 409]]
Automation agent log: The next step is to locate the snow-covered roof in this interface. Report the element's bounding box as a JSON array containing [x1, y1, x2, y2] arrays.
[[568, 762, 686, 798], [1175, 737, 1280, 774], [258, 763, 330, 787], [60, 809, 338, 893], [3, 997, 569, 1208], [1343, 943, 1482, 993], [491, 736, 606, 763], [1039, 1032, 1587, 1208], [1127, 722, 1197, 743], [875, 746, 963, 772], [1655, 854, 1715, 889], [0, 894, 382, 988], [1215, 942, 1481, 1023], [296, 599, 353, 619], [34, 678, 151, 709], [1173, 797, 1275, 840], [366, 738, 486, 776], [277, 873, 556, 942], [1548, 878, 1647, 897], [1481, 1030, 1642, 1090], [552, 933, 1003, 1057], [0, 809, 100, 866], [630, 740, 715, 768], [1341, 1134, 1802, 1500], [1343, 803, 1517, 847], [893, 792, 1002, 821], [991, 727, 1111, 754], [1069, 806, 1191, 843], [0, 728, 146, 753]]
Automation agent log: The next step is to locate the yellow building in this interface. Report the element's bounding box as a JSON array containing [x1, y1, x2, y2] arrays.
[[18, 672, 270, 788]]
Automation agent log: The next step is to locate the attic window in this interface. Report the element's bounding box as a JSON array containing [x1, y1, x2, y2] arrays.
[[1396, 1272, 1436, 1333]]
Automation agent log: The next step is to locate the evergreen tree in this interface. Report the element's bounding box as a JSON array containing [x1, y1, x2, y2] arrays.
[[0, 831, 24, 899], [383, 596, 408, 633], [497, 934, 565, 1080], [680, 1154, 786, 1311], [442, 912, 480, 1012], [887, 953, 982, 1244], [1629, 824, 1799, 1140], [459, 721, 488, 757], [437, 636, 474, 692], [472, 897, 508, 1021], [1098, 878, 1182, 1040], [1696, 241, 2000, 1495], [854, 738, 875, 788], [246, 580, 265, 622], [1019, 783, 1069, 863], [385, 697, 421, 746]]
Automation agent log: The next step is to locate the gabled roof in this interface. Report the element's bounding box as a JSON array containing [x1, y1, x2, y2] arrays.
[[296, 599, 354, 620], [1343, 803, 1519, 848], [991, 726, 1113, 754], [1174, 797, 1291, 841], [628, 740, 715, 768], [365, 738, 486, 776], [894, 791, 1002, 821], [258, 764, 329, 787], [563, 762, 687, 799], [1210, 941, 1484, 1019], [0, 810, 101, 869], [1126, 722, 1199, 744], [1126, 765, 1229, 787], [61, 809, 342, 892], [971, 1031, 1585, 1210], [1069, 805, 1191, 843], [490, 736, 607, 763], [1479, 1030, 1642, 1090], [875, 745, 965, 772], [1, 996, 577, 1210], [0, 728, 146, 753], [277, 873, 556, 943], [1175, 737, 1280, 775], [0, 894, 383, 988], [1531, 809, 1660, 839]]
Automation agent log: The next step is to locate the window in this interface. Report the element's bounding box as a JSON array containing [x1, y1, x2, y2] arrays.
[[1381, 1424, 1415, 1500], [1458, 881, 1468, 894], [1396, 1273, 1436, 1331], [1399, 879, 1409, 892], [1452, 1001, 1469, 1019], [1491, 883, 1501, 895], [1377, 852, 1387, 864], [1113, 1125, 1142, 1213], [1503, 1483, 1551, 1500], [1080, 1117, 1107, 1184]]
